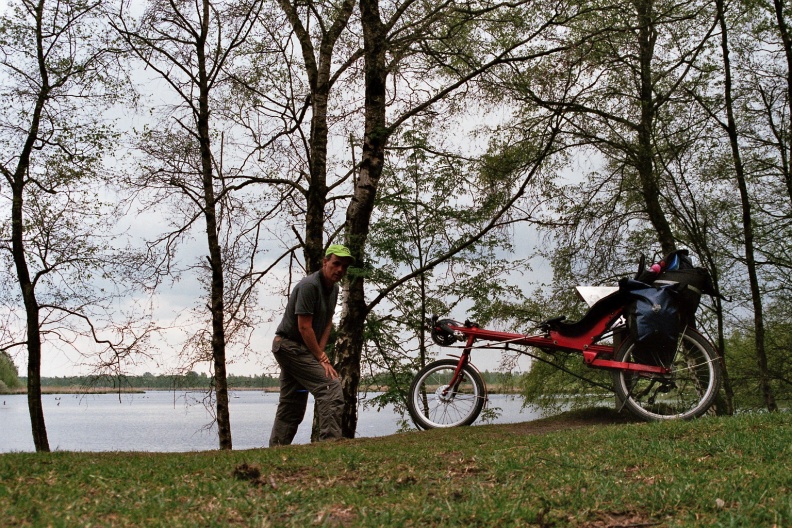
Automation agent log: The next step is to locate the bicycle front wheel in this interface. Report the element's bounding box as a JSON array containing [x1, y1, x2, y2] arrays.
[[407, 359, 486, 429], [612, 327, 722, 421]]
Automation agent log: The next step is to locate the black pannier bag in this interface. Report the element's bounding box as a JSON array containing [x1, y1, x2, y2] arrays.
[[649, 249, 716, 326], [624, 249, 716, 366], [653, 268, 710, 325], [621, 279, 680, 367]]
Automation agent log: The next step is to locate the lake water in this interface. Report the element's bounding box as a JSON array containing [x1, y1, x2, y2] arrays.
[[0, 391, 543, 453]]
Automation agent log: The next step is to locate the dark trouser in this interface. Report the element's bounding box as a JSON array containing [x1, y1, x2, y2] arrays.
[[268, 337, 344, 446]]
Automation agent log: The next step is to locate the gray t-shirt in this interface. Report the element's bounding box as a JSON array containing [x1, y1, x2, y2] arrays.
[[275, 270, 339, 344]]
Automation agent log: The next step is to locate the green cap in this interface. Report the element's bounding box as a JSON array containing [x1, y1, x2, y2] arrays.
[[325, 244, 354, 262]]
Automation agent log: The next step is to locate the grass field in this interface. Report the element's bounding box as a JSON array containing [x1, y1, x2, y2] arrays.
[[1, 408, 790, 527]]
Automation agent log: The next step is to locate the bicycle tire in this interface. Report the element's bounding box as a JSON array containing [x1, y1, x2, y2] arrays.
[[407, 359, 486, 429], [611, 327, 722, 421]]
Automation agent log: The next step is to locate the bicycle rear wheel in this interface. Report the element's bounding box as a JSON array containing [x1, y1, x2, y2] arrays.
[[612, 327, 722, 421], [408, 359, 486, 429]]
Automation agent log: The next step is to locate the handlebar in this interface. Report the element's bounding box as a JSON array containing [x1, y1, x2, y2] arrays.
[[428, 315, 480, 346]]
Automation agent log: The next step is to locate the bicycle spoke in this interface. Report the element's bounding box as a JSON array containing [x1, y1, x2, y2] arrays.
[[612, 329, 721, 421], [408, 360, 486, 428]]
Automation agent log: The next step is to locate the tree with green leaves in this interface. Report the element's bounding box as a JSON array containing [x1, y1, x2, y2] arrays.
[[112, 0, 267, 450], [330, 0, 610, 436], [220, 0, 360, 280], [502, 0, 719, 272], [468, 0, 743, 412], [0, 351, 21, 390], [362, 126, 534, 419], [228, 0, 586, 437], [0, 0, 150, 452], [725, 300, 792, 409], [709, 0, 774, 411], [273, 0, 358, 272]]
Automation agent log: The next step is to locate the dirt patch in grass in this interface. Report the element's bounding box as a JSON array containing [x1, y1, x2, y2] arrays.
[[580, 509, 660, 527], [314, 504, 357, 526], [232, 462, 320, 489]]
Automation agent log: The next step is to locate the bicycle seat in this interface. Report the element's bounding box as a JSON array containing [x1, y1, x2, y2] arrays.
[[542, 289, 627, 337], [538, 315, 566, 331]]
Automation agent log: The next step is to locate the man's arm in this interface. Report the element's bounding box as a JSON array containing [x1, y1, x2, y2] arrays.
[[317, 319, 333, 352], [297, 314, 339, 380]]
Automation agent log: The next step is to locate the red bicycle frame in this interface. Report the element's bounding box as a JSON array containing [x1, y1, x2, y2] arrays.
[[413, 257, 723, 427], [433, 301, 670, 396]]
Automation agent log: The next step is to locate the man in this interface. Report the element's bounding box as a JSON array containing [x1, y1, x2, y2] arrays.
[[268, 244, 354, 446]]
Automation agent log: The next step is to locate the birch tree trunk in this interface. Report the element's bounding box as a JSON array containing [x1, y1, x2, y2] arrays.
[[334, 0, 388, 437], [716, 0, 777, 412]]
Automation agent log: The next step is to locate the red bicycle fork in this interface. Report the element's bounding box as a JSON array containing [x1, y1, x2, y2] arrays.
[[442, 338, 476, 397]]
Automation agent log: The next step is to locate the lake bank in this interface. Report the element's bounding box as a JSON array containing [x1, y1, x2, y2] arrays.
[[1, 390, 540, 453]]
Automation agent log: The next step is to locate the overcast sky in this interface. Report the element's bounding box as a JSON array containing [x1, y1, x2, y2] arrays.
[[0, 0, 574, 381]]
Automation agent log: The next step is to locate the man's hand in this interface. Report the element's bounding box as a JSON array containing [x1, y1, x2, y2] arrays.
[[297, 314, 339, 380], [321, 361, 339, 380]]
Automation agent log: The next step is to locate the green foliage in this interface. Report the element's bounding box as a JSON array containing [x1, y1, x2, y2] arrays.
[[0, 351, 20, 390], [368, 126, 532, 322], [362, 126, 535, 422], [486, 281, 616, 410], [518, 354, 613, 412], [0, 0, 148, 384], [724, 300, 792, 409], [515, 289, 615, 414]]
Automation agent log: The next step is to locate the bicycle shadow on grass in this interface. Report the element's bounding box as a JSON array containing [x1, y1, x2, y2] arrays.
[[500, 406, 644, 436]]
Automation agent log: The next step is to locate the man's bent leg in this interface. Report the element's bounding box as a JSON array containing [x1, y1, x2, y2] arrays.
[[269, 338, 309, 447], [269, 385, 308, 446], [277, 341, 344, 442], [313, 379, 344, 441]]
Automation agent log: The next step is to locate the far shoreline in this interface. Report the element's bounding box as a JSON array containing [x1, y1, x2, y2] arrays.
[[0, 386, 283, 395], [2, 384, 521, 396]]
